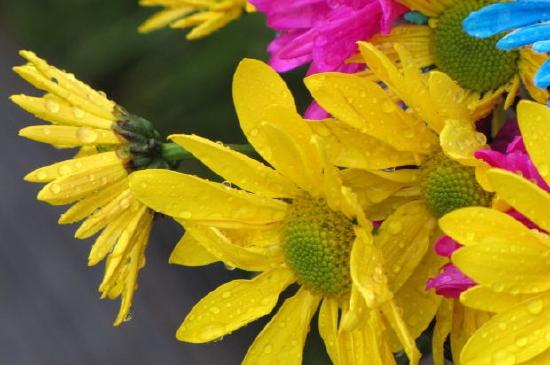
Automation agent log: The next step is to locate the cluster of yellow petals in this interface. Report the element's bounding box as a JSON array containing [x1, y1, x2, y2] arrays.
[[139, 0, 254, 40], [12, 51, 153, 326]]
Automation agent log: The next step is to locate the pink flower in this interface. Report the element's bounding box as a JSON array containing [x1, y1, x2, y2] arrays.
[[251, 0, 407, 74], [426, 236, 476, 298]]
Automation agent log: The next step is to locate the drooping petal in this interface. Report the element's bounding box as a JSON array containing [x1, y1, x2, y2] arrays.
[[318, 298, 340, 365], [177, 268, 295, 343], [242, 288, 321, 365], [382, 300, 421, 365], [169, 232, 219, 267], [432, 299, 453, 365]]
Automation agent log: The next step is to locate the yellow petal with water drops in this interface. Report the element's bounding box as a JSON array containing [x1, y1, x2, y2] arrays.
[[364, 196, 418, 222], [440, 119, 487, 165], [517, 100, 550, 186], [99, 205, 148, 290], [522, 348, 550, 365], [252, 114, 321, 194], [460, 291, 550, 365], [376, 201, 435, 292], [88, 208, 136, 265], [382, 301, 421, 365], [169, 232, 218, 267], [19, 125, 122, 147], [432, 299, 453, 365], [177, 268, 294, 343], [138, 7, 193, 33], [453, 240, 550, 294], [519, 48, 550, 105], [25, 151, 122, 183], [175, 8, 243, 40], [440, 207, 546, 249], [38, 162, 127, 205], [350, 228, 392, 308], [75, 189, 134, 239], [340, 169, 410, 205], [487, 169, 550, 233], [460, 286, 535, 314], [15, 52, 116, 120], [242, 288, 321, 365], [184, 224, 284, 271], [309, 120, 418, 170], [427, 71, 472, 127], [340, 283, 368, 332], [129, 169, 287, 227], [169, 134, 298, 198], [392, 246, 445, 346], [452, 304, 492, 364], [221, 225, 281, 248], [10, 95, 114, 130], [305, 72, 437, 154], [233, 58, 296, 134], [59, 179, 127, 224], [318, 298, 340, 365]]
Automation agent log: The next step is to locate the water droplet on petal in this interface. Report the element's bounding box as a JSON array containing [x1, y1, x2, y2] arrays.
[[76, 127, 98, 144], [527, 298, 543, 315], [50, 183, 61, 194], [73, 107, 85, 119], [179, 211, 192, 219], [263, 345, 273, 354], [45, 99, 60, 113]]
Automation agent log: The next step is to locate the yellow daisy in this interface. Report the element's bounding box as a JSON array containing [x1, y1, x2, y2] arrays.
[[304, 41, 496, 362], [138, 0, 254, 40], [439, 100, 550, 365], [371, 0, 549, 110], [129, 58, 422, 364], [11, 50, 170, 325]]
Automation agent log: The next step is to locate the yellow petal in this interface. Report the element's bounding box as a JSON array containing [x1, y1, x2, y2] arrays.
[[487, 169, 550, 233], [138, 7, 193, 33], [88, 207, 136, 265], [10, 94, 113, 129], [432, 299, 453, 365], [184, 224, 284, 271], [19, 125, 122, 146], [177, 268, 294, 343], [461, 292, 550, 365], [169, 134, 298, 198], [129, 169, 287, 228], [460, 286, 535, 314], [375, 200, 435, 292], [340, 283, 368, 332], [318, 298, 340, 365], [453, 240, 550, 294], [38, 162, 127, 205], [382, 300, 421, 365], [25, 151, 122, 183], [341, 169, 411, 205], [179, 8, 243, 40], [517, 100, 550, 186], [309, 120, 418, 170], [439, 207, 546, 248], [350, 228, 392, 308], [519, 48, 550, 105], [233, 58, 296, 133], [169, 232, 218, 266], [305, 72, 437, 154], [440, 119, 487, 165], [243, 288, 321, 365]]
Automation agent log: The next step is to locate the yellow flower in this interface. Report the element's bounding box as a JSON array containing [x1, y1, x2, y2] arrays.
[[138, 0, 254, 40], [305, 41, 495, 363], [12, 50, 156, 326], [129, 59, 422, 365], [371, 0, 549, 111], [439, 100, 550, 365]]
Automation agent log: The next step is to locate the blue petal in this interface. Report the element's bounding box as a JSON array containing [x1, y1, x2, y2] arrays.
[[535, 59, 550, 89], [497, 22, 550, 49], [534, 39, 550, 52], [463, 2, 550, 38]]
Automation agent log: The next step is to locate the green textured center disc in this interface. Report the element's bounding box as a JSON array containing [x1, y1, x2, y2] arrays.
[[420, 154, 492, 217], [282, 196, 355, 296], [433, 0, 519, 93]]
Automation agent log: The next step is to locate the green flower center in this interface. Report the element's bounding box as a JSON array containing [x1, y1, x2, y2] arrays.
[[282, 196, 354, 296], [420, 154, 492, 217], [433, 0, 519, 93]]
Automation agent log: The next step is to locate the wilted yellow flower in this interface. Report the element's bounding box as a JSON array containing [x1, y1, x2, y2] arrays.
[[129, 59, 423, 365], [11, 50, 167, 325], [139, 0, 254, 40], [440, 101, 550, 365], [372, 0, 549, 110]]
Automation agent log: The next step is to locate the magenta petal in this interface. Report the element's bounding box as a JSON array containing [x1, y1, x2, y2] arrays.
[[434, 235, 462, 258], [304, 101, 329, 119], [426, 263, 476, 299]]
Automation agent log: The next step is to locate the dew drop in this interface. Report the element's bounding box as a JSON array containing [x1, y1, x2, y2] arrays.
[[209, 306, 221, 314], [58, 165, 72, 176], [263, 344, 273, 354], [387, 221, 402, 234], [45, 99, 60, 113], [76, 127, 98, 144], [179, 211, 192, 219], [50, 183, 61, 194], [515, 337, 528, 347], [491, 350, 516, 365], [36, 171, 47, 180], [527, 298, 543, 315], [221, 291, 231, 299], [73, 107, 85, 119]]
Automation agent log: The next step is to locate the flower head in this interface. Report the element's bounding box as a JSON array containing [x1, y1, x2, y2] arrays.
[[463, 0, 550, 89], [11, 50, 169, 325], [250, 0, 407, 74], [370, 0, 549, 111], [440, 100, 550, 365], [130, 58, 423, 364], [139, 0, 253, 40]]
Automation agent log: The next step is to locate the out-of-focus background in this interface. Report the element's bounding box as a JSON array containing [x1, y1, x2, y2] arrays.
[[0, 1, 330, 364]]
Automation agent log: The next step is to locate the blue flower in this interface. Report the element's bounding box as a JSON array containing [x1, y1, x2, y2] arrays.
[[463, 0, 550, 89]]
